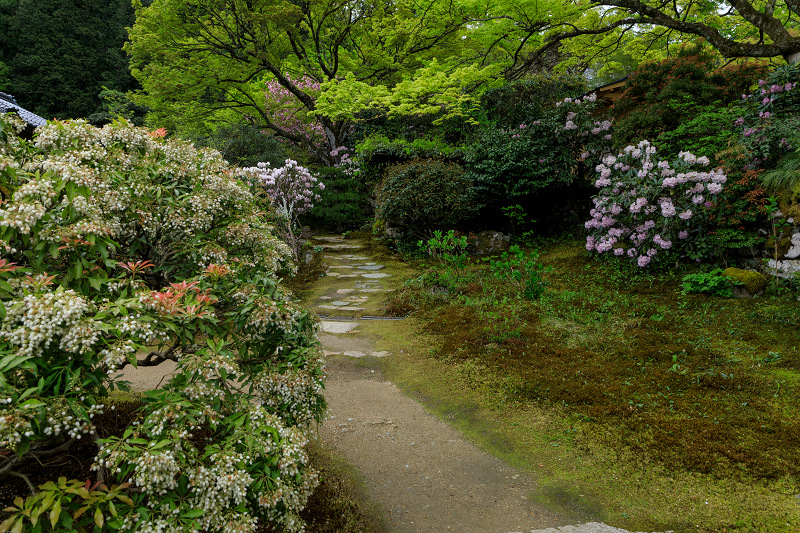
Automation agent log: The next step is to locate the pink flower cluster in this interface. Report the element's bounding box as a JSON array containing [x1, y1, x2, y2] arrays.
[[263, 75, 325, 147], [584, 140, 727, 267]]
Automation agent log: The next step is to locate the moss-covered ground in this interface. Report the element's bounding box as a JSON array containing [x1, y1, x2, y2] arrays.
[[370, 236, 800, 532]]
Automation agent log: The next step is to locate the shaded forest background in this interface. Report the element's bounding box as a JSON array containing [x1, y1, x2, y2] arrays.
[[0, 0, 139, 120]]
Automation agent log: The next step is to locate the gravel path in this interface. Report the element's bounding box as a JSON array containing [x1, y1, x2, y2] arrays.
[[310, 236, 664, 533]]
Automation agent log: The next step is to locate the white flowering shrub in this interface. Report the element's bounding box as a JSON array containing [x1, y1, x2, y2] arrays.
[[585, 140, 728, 267], [0, 114, 325, 532], [245, 159, 324, 262]]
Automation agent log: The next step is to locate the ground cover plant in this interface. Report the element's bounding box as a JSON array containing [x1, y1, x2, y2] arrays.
[[384, 235, 800, 531], [0, 114, 327, 532]]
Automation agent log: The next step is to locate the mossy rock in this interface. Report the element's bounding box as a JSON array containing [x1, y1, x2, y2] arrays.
[[723, 267, 767, 295], [765, 235, 793, 258]]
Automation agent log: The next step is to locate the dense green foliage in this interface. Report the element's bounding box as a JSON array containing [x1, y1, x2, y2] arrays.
[[609, 47, 768, 152], [196, 123, 286, 169], [0, 0, 137, 119], [304, 166, 372, 232], [376, 159, 477, 237]]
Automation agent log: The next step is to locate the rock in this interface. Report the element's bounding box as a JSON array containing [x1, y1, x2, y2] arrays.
[[471, 230, 510, 256], [723, 267, 767, 296], [766, 258, 800, 279], [786, 231, 800, 259]]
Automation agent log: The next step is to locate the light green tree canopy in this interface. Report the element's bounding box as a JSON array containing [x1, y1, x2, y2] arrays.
[[126, 0, 507, 162]]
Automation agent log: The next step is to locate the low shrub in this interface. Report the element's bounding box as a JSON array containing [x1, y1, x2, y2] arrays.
[[489, 245, 551, 299], [375, 159, 478, 238], [681, 268, 742, 297]]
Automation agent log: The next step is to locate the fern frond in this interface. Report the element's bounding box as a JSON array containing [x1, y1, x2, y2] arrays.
[[760, 151, 800, 192]]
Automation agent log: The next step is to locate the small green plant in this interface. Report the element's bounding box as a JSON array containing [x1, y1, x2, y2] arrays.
[[490, 245, 550, 299], [418, 230, 469, 287], [501, 204, 536, 245], [681, 269, 742, 297]]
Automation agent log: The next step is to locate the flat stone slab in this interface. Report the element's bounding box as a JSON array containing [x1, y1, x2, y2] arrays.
[[325, 271, 341, 277], [338, 274, 360, 278], [328, 265, 355, 269], [331, 301, 351, 306], [318, 305, 366, 311], [327, 350, 392, 358], [341, 255, 370, 260], [320, 321, 359, 334], [361, 272, 391, 279], [320, 244, 364, 250], [358, 265, 385, 271], [336, 288, 356, 294], [359, 288, 383, 293]]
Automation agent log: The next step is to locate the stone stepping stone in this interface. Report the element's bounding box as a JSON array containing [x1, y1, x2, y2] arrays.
[[361, 272, 391, 279], [320, 296, 333, 300], [331, 301, 351, 306], [336, 288, 355, 294], [328, 265, 355, 269], [335, 350, 391, 358], [320, 321, 359, 334], [357, 265, 385, 271], [359, 288, 383, 293], [341, 255, 369, 260], [319, 244, 364, 251], [312, 236, 344, 242], [339, 274, 360, 278], [318, 305, 366, 311], [344, 297, 369, 303], [326, 271, 341, 277]]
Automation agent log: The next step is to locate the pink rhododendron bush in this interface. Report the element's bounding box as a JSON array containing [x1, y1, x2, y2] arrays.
[[0, 114, 325, 532], [585, 140, 728, 267]]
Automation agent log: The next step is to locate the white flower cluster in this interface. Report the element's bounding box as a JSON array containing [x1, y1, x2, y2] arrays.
[[0, 199, 46, 234], [190, 451, 252, 529], [242, 294, 302, 340], [253, 364, 325, 427], [0, 399, 103, 450], [132, 449, 183, 495], [1, 289, 99, 357]]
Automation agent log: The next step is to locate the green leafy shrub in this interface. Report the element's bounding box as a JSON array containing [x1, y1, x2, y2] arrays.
[[304, 166, 371, 231], [489, 245, 550, 299], [681, 268, 742, 297], [737, 63, 800, 169], [479, 75, 586, 130], [465, 93, 609, 229], [355, 134, 465, 185], [0, 114, 324, 532], [196, 122, 286, 168], [375, 159, 477, 238], [418, 230, 469, 287], [654, 104, 740, 161]]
